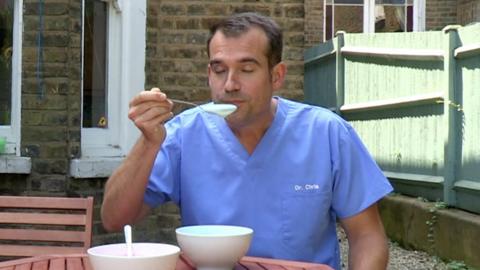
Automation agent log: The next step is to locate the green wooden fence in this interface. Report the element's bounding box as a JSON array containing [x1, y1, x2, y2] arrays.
[[304, 23, 480, 214]]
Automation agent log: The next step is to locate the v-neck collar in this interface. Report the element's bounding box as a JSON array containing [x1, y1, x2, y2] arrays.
[[208, 97, 286, 165]]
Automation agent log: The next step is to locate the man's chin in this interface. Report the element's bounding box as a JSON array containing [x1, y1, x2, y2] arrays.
[[224, 113, 241, 125]]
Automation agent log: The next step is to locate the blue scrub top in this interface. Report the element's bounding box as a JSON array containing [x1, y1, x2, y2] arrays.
[[145, 97, 393, 270]]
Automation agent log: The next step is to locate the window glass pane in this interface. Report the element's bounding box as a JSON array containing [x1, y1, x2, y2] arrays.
[[83, 0, 108, 128], [325, 2, 363, 41], [0, 0, 13, 126], [334, 5, 364, 35], [325, 5, 333, 40], [334, 0, 363, 4], [375, 4, 413, 32], [406, 5, 413, 31], [376, 0, 406, 5]]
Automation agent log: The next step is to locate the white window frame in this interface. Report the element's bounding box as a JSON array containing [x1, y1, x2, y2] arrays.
[[71, 0, 146, 178], [0, 0, 31, 174], [324, 0, 426, 41], [1, 0, 21, 155]]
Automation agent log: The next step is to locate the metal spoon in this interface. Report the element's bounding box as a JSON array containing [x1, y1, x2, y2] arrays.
[[170, 99, 237, 118]]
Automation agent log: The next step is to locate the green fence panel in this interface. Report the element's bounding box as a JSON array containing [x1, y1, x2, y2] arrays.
[[304, 39, 337, 109], [342, 31, 446, 201], [303, 23, 480, 214], [454, 23, 480, 213]]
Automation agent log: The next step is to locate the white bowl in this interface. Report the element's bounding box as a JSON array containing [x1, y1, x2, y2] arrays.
[[87, 243, 180, 270], [176, 225, 253, 270]]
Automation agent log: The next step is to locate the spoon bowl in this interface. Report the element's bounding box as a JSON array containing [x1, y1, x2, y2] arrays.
[[171, 99, 237, 118]]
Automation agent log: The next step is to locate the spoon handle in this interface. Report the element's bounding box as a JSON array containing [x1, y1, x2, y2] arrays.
[[170, 98, 202, 108], [124, 225, 133, 257]]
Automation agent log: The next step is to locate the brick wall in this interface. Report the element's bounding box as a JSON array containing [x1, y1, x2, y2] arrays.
[[426, 0, 458, 30], [457, 0, 480, 26], [145, 1, 306, 102], [0, 0, 105, 244], [304, 0, 323, 47], [1, 0, 82, 197]]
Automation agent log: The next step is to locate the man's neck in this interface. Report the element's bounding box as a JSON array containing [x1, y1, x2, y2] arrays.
[[229, 98, 278, 155]]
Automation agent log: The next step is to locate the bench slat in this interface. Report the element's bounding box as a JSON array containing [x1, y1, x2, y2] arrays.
[[0, 197, 91, 210], [0, 245, 85, 257], [0, 213, 86, 226], [0, 196, 93, 258], [0, 229, 85, 242]]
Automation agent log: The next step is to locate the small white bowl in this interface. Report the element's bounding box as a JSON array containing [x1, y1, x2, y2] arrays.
[[176, 225, 253, 270], [87, 243, 180, 270]]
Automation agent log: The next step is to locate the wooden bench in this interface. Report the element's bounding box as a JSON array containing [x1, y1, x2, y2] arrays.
[[0, 196, 94, 258]]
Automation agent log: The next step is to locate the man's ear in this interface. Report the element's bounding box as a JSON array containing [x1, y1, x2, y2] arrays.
[[272, 62, 287, 91], [207, 64, 212, 87]]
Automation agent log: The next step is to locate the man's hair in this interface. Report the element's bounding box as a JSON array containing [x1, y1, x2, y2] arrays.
[[207, 12, 283, 69]]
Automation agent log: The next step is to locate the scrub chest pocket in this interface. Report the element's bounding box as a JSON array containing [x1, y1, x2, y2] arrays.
[[281, 190, 332, 255]]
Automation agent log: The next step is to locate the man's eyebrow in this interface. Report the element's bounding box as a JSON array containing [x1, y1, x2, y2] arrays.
[[209, 57, 261, 66], [238, 57, 261, 65]]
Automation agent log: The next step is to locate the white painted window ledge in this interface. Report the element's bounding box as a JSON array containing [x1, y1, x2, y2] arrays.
[[70, 157, 124, 178], [0, 156, 31, 174]]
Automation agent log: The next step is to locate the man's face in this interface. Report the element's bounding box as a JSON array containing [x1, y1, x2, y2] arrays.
[[207, 27, 283, 126]]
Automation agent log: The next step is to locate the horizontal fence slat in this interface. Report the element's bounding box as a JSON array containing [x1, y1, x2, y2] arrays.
[[0, 213, 86, 226], [454, 180, 480, 192], [304, 49, 336, 65], [0, 228, 85, 242], [340, 91, 444, 113], [384, 171, 444, 185], [454, 43, 480, 59], [341, 46, 444, 61], [453, 180, 480, 214]]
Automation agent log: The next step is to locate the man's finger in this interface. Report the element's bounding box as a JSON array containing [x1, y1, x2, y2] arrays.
[[130, 90, 167, 106]]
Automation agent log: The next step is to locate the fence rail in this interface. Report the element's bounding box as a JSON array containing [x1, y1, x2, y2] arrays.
[[304, 23, 480, 214]]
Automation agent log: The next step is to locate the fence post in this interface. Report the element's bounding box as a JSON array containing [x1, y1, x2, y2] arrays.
[[442, 25, 461, 206], [335, 31, 345, 114]]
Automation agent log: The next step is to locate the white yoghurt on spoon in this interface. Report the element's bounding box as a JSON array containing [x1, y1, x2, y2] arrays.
[[169, 98, 237, 118], [200, 103, 237, 118]]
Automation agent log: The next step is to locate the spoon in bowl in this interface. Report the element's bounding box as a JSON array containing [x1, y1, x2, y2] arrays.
[[170, 99, 237, 118], [124, 224, 133, 257]]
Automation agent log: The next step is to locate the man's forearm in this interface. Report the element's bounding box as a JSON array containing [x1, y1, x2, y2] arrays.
[[101, 136, 161, 231], [347, 233, 389, 270], [341, 204, 389, 270]]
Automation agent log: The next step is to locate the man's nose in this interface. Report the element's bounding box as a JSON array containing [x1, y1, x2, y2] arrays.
[[224, 71, 240, 92]]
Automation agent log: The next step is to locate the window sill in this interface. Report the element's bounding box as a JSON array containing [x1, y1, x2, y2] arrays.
[[70, 157, 124, 178], [0, 156, 32, 174]]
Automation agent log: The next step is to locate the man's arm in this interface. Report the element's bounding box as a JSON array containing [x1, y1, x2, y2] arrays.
[[101, 88, 173, 232], [339, 203, 389, 270]]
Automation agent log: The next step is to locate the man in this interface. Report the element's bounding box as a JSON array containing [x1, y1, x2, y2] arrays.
[[101, 12, 393, 270]]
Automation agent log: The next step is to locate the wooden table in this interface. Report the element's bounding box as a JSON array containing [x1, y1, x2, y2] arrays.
[[0, 253, 333, 270], [0, 254, 91, 270]]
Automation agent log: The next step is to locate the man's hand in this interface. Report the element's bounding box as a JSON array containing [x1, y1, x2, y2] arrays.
[[128, 87, 174, 146]]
